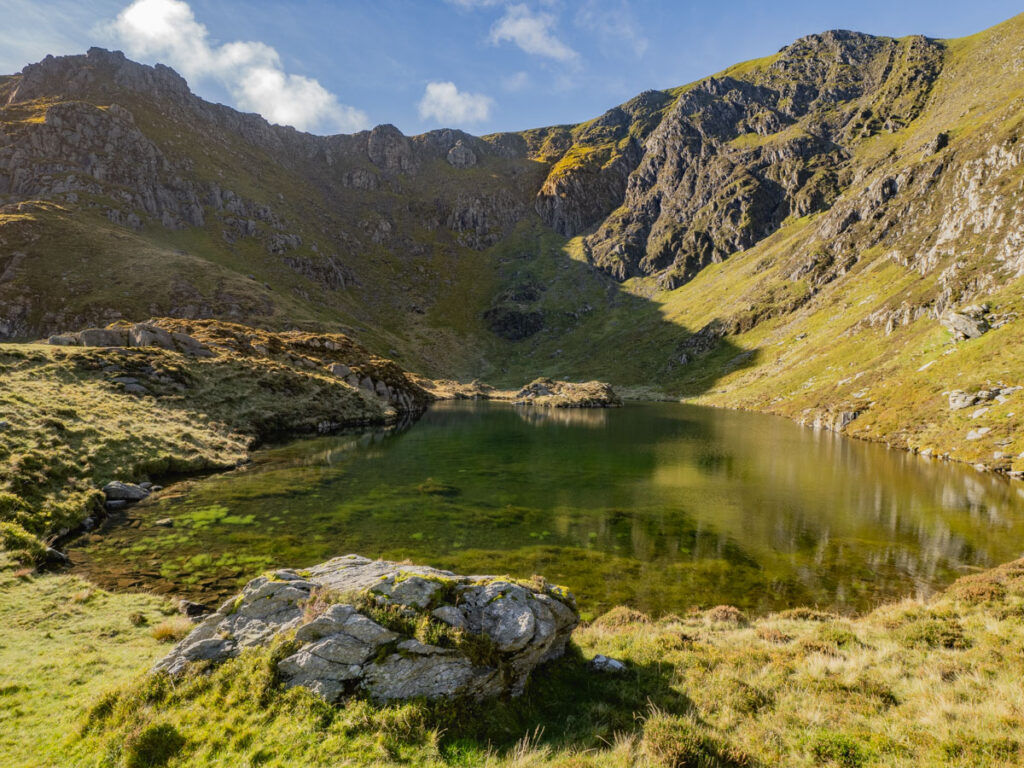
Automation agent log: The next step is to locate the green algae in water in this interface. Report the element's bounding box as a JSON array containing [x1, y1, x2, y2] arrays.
[[74, 402, 1024, 616]]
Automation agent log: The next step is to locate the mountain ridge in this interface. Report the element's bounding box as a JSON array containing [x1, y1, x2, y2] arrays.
[[1, 13, 1024, 477]]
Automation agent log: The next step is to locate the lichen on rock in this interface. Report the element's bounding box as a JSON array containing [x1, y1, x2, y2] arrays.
[[153, 554, 578, 702]]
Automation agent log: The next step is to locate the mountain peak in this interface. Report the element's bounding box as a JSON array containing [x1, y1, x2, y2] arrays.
[[11, 46, 191, 106]]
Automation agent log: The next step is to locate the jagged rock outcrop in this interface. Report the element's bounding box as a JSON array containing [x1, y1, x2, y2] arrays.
[[155, 555, 578, 702], [534, 90, 672, 237], [513, 378, 622, 408], [575, 32, 943, 284]]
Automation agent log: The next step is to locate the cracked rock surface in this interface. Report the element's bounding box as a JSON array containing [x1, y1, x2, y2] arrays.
[[153, 554, 578, 702]]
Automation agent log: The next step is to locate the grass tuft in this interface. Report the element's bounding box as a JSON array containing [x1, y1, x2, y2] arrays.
[[150, 616, 193, 643]]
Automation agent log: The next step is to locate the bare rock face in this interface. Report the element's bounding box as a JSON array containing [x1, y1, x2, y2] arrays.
[[446, 139, 477, 168], [367, 124, 415, 173], [153, 555, 578, 703], [556, 33, 943, 286]]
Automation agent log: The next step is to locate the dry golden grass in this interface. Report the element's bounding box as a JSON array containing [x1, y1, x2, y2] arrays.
[[150, 616, 194, 643]]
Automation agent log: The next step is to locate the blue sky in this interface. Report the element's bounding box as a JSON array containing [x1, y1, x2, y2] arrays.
[[1, 0, 1021, 135]]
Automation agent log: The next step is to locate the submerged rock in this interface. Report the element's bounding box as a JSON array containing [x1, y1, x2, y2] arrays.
[[153, 554, 578, 703]]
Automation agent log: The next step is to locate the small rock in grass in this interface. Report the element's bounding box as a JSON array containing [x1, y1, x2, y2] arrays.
[[103, 481, 150, 501], [966, 428, 991, 441], [949, 390, 978, 410], [326, 363, 351, 378], [589, 654, 627, 673], [44, 547, 68, 564], [154, 518, 174, 527], [179, 600, 209, 620], [941, 310, 989, 340]]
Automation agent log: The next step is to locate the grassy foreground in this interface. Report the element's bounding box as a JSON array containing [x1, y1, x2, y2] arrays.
[[3, 552, 1022, 767]]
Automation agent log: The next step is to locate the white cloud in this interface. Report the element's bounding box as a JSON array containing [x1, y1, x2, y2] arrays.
[[104, 0, 368, 134], [489, 4, 578, 63], [418, 81, 493, 126]]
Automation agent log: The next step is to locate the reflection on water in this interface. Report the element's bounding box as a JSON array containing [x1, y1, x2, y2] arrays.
[[73, 402, 1024, 617], [515, 405, 610, 428]]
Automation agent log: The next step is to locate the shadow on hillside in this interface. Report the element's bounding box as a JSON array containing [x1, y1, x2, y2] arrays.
[[482, 225, 759, 396], [425, 646, 759, 765]]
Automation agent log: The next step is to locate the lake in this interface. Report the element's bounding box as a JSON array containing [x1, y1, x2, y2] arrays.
[[72, 401, 1024, 618]]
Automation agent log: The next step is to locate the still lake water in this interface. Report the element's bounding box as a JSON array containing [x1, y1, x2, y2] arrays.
[[74, 401, 1024, 617]]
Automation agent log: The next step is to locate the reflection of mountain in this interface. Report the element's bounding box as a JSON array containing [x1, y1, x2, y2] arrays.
[[515, 406, 609, 429], [647, 405, 1024, 597], [73, 401, 1024, 615]]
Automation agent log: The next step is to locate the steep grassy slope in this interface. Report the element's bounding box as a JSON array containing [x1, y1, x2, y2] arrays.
[[641, 14, 1024, 473]]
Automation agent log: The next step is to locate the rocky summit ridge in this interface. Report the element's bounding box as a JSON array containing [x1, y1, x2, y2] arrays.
[[1, 15, 1024, 473]]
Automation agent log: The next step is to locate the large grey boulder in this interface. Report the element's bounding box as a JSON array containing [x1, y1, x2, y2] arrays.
[[129, 323, 175, 349], [78, 327, 130, 347], [153, 555, 578, 703], [941, 307, 989, 340], [47, 333, 80, 346], [102, 480, 150, 501]]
